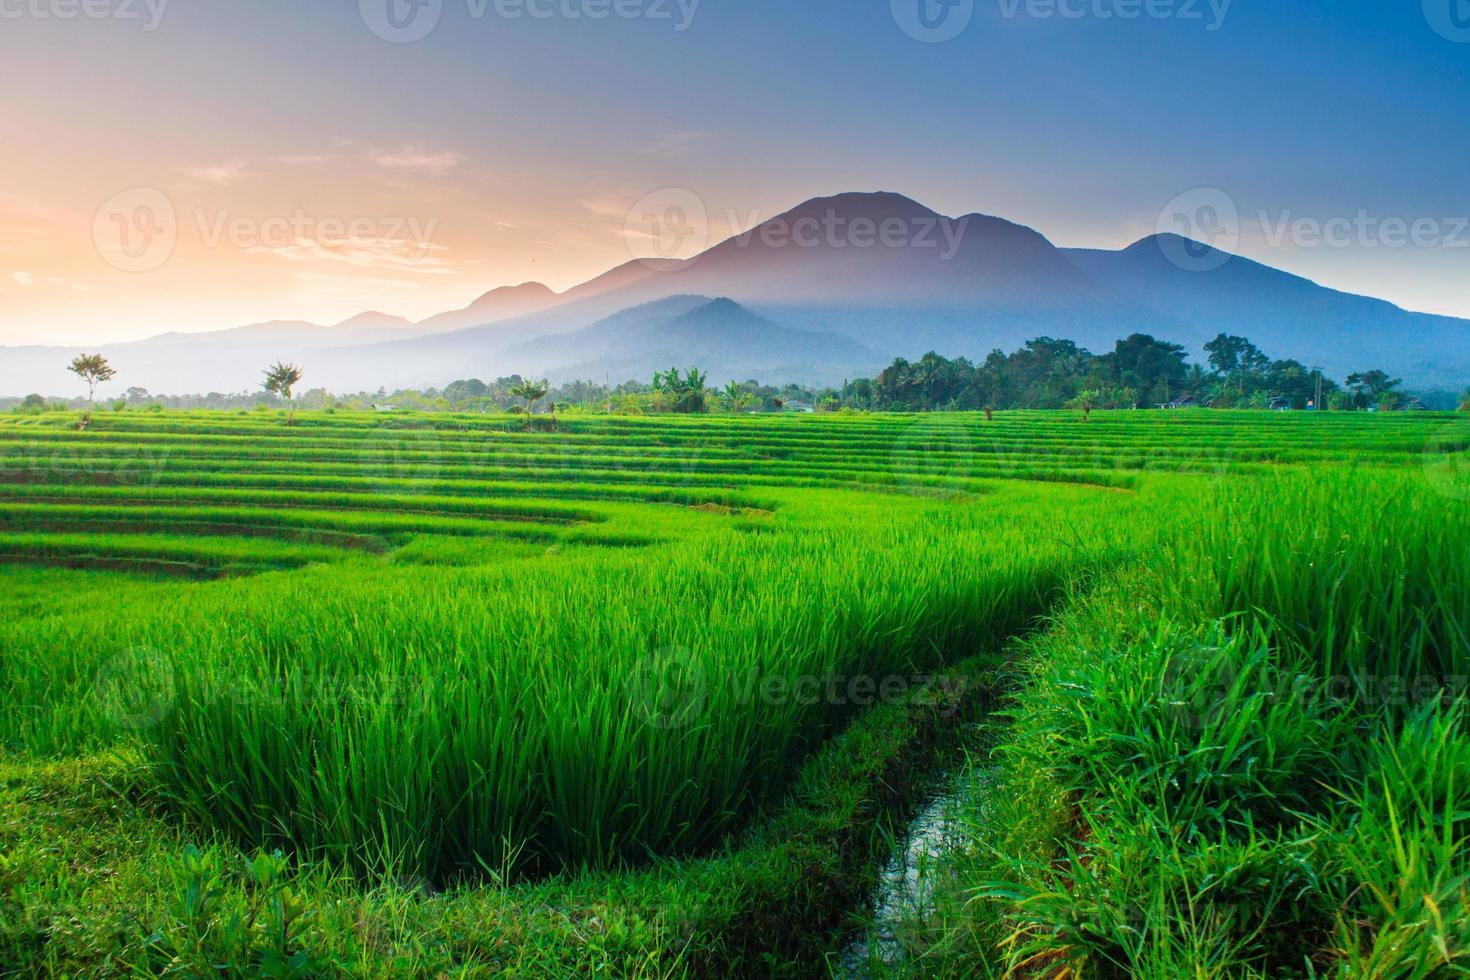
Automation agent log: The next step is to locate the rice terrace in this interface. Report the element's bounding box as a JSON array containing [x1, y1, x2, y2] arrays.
[[1, 406, 1467, 976]]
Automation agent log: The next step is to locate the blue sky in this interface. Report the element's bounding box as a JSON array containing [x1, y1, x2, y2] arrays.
[[2, 0, 1467, 340]]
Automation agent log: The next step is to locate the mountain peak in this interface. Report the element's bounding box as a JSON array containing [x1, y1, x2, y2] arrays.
[[1124, 232, 1227, 258], [772, 190, 942, 225], [333, 311, 413, 330], [469, 282, 556, 307], [414, 281, 564, 332], [689, 297, 745, 316]]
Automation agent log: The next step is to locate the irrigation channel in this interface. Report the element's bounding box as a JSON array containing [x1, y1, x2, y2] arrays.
[[838, 782, 979, 974]]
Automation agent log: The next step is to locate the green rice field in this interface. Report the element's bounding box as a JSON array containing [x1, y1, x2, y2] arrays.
[[1, 408, 1468, 976]]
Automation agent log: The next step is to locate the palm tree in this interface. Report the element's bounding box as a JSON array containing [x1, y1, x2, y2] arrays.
[[1072, 389, 1099, 422], [67, 354, 116, 412], [263, 362, 304, 424], [509, 379, 549, 426]]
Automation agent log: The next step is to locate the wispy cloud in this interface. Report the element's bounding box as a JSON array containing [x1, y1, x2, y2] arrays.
[[11, 270, 90, 291], [580, 196, 636, 223], [246, 238, 455, 275], [370, 145, 467, 174], [181, 161, 254, 186]]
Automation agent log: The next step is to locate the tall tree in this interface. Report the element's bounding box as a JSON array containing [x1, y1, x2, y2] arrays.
[[650, 368, 709, 414], [67, 354, 116, 411], [1204, 334, 1270, 402], [1103, 334, 1189, 407], [1266, 359, 1337, 410], [263, 362, 305, 424], [1345, 370, 1402, 409], [509, 379, 550, 425]]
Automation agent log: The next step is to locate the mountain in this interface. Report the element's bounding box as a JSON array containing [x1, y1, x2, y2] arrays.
[[3, 191, 1468, 395], [497, 296, 878, 385], [354, 192, 1173, 369], [559, 258, 688, 301], [1063, 235, 1470, 385], [332, 311, 415, 333], [0, 308, 434, 396], [657, 192, 1094, 307], [340, 192, 1178, 382], [0, 286, 556, 396], [412, 282, 562, 332]]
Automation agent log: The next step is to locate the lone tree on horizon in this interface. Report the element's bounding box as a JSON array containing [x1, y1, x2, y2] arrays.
[[509, 379, 549, 427], [263, 362, 304, 424], [1072, 389, 1099, 422], [67, 354, 116, 412]]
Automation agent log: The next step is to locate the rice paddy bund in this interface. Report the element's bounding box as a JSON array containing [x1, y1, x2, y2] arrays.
[[2, 408, 1469, 977]]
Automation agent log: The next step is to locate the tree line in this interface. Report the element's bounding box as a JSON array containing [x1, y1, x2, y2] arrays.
[[9, 335, 1467, 417], [837, 334, 1412, 413]]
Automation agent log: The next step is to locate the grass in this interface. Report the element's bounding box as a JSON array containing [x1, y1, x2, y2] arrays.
[[0, 407, 1466, 976], [1, 655, 1005, 977], [880, 471, 1470, 977]]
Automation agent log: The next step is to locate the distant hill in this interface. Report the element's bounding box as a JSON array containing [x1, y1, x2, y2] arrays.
[[2, 191, 1467, 395], [498, 296, 878, 385], [412, 282, 561, 332], [1064, 235, 1470, 385]]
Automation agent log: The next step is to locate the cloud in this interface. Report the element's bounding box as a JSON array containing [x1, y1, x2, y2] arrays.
[[181, 161, 254, 185], [11, 270, 90, 291], [580, 196, 637, 223], [245, 237, 456, 275], [275, 154, 330, 167], [370, 145, 467, 174]]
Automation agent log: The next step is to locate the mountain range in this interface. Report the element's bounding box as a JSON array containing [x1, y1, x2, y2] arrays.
[[4, 191, 1467, 396]]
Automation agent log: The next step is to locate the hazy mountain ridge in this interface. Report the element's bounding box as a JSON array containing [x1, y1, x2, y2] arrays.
[[1065, 235, 1469, 385], [498, 296, 879, 385], [412, 282, 561, 332], [2, 191, 1467, 395]]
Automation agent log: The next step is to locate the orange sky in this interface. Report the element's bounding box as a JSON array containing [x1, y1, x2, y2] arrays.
[[0, 140, 753, 345]]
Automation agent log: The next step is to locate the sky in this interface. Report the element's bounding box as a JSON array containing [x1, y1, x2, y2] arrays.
[[1, 0, 1467, 344]]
